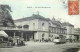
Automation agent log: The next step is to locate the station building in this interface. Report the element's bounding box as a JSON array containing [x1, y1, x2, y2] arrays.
[[14, 14, 67, 42]]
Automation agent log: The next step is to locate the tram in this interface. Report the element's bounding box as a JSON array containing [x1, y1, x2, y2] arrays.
[[53, 35, 66, 44]]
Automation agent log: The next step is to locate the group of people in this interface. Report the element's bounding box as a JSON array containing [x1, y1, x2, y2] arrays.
[[17, 39, 25, 46], [7, 37, 25, 46], [66, 38, 78, 43]]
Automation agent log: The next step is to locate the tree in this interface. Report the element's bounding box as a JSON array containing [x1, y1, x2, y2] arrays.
[[0, 5, 15, 27]]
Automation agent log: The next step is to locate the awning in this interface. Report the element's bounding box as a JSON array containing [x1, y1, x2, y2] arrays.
[[0, 31, 8, 37]]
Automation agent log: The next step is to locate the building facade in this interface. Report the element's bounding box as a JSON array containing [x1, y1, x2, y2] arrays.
[[74, 28, 80, 41], [62, 22, 75, 40], [14, 14, 66, 42]]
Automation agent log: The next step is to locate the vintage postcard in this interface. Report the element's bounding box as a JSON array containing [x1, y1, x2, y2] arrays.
[[0, 0, 80, 52]]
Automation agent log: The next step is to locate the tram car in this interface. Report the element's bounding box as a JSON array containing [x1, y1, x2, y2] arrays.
[[53, 35, 66, 44]]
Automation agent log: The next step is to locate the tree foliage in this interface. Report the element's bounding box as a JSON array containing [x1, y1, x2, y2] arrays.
[[0, 5, 15, 27]]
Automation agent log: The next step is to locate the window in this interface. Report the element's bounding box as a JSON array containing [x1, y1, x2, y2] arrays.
[[33, 23, 35, 26], [23, 25, 29, 28], [49, 29, 51, 32], [33, 23, 35, 29], [49, 35, 51, 37], [42, 34, 44, 41], [42, 23, 44, 26], [17, 25, 22, 28], [49, 23, 51, 25], [55, 37, 59, 39]]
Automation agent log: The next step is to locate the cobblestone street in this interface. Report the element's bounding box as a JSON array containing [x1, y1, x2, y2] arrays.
[[0, 42, 80, 52]]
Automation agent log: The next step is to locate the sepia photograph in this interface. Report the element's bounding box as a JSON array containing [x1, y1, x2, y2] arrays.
[[0, 0, 80, 52]]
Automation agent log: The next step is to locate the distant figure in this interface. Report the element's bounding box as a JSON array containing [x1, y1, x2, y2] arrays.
[[17, 39, 19, 46], [21, 41, 25, 46], [69, 38, 72, 43]]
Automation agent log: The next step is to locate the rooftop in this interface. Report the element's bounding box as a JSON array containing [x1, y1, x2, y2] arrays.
[[14, 14, 50, 22], [51, 17, 63, 26], [62, 22, 74, 27]]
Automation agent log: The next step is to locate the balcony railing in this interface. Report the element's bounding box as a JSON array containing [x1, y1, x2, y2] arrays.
[[0, 27, 29, 31], [0, 27, 49, 32]]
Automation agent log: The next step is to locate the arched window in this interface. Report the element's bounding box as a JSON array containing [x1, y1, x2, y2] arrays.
[[23, 25, 29, 28]]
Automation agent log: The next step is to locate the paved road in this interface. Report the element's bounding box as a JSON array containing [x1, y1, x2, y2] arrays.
[[0, 42, 80, 52]]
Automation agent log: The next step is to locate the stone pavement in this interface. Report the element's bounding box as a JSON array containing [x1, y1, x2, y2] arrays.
[[0, 42, 80, 52]]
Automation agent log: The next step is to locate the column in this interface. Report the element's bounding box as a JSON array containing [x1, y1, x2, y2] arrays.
[[21, 32, 23, 38], [13, 32, 16, 43], [31, 34, 34, 41], [79, 35, 80, 42], [26, 35, 27, 41], [21, 32, 24, 41], [14, 32, 16, 39]]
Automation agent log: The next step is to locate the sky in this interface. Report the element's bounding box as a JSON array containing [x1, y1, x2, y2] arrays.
[[0, 0, 80, 28]]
